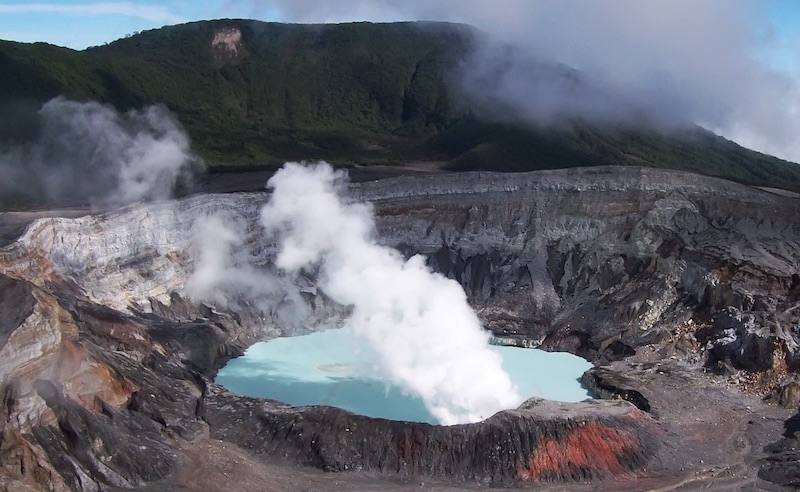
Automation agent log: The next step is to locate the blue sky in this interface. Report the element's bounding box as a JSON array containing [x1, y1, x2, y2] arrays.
[[0, 1, 250, 48], [0, 1, 797, 59], [766, 0, 800, 71]]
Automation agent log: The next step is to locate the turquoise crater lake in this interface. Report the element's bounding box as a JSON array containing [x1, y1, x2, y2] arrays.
[[216, 326, 593, 424]]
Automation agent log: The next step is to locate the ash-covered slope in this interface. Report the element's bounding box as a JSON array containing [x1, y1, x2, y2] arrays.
[[1, 167, 799, 489]]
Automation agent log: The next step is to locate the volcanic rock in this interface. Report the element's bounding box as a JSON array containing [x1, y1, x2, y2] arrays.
[[581, 367, 650, 412], [706, 306, 776, 371], [766, 380, 800, 409]]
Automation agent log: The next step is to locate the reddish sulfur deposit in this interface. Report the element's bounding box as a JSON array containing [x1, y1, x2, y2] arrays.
[[518, 421, 637, 481]]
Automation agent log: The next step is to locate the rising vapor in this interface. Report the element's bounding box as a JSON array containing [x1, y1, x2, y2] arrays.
[[185, 212, 312, 328], [260, 162, 522, 424], [0, 97, 200, 209]]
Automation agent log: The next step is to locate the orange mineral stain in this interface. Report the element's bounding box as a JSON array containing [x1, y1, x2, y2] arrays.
[[517, 421, 638, 481]]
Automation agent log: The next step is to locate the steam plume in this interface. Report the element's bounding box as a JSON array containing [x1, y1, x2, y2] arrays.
[[0, 97, 200, 209], [185, 213, 311, 328], [260, 162, 522, 424]]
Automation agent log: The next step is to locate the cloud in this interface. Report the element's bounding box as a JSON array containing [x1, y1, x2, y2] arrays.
[[259, 161, 522, 424], [0, 2, 185, 24], [242, 0, 800, 163], [244, 0, 409, 23], [0, 97, 201, 209]]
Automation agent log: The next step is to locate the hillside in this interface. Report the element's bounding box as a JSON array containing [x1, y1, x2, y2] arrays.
[[2, 19, 800, 192]]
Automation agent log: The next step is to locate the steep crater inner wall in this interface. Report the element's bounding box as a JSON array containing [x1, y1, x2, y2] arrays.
[[4, 166, 800, 364]]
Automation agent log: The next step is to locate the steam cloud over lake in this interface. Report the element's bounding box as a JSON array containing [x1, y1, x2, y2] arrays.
[[261, 162, 522, 424]]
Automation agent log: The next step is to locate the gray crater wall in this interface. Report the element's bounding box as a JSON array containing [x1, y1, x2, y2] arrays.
[[4, 167, 800, 362], [357, 168, 800, 362]]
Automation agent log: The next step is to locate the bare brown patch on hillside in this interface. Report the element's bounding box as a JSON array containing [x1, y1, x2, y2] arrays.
[[212, 26, 245, 64]]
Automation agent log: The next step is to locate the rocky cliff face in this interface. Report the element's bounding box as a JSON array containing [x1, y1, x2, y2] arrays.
[[360, 167, 800, 364], [1, 166, 799, 490]]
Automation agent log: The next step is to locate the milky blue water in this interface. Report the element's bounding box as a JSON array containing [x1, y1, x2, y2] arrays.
[[216, 327, 592, 424]]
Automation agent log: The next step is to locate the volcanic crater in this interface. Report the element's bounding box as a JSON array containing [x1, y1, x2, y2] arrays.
[[1, 166, 800, 490]]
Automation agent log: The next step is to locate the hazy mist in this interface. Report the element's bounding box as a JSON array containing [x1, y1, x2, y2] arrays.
[[0, 97, 201, 209], [242, 0, 800, 162]]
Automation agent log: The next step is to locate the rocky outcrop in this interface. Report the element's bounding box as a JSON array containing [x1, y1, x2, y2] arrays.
[[760, 434, 800, 489], [581, 367, 650, 412], [706, 306, 777, 372], [211, 26, 245, 65], [0, 275, 211, 490], [1, 166, 799, 489]]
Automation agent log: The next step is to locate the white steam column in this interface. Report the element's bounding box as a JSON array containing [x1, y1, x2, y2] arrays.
[[260, 162, 522, 424]]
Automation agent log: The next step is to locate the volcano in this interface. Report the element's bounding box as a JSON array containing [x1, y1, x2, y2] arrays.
[[1, 166, 799, 489]]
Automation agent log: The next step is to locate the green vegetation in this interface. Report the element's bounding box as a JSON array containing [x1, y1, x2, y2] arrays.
[[2, 19, 800, 192], [433, 119, 800, 191]]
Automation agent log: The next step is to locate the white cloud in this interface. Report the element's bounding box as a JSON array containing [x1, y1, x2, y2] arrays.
[[242, 0, 800, 163], [0, 2, 185, 24]]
